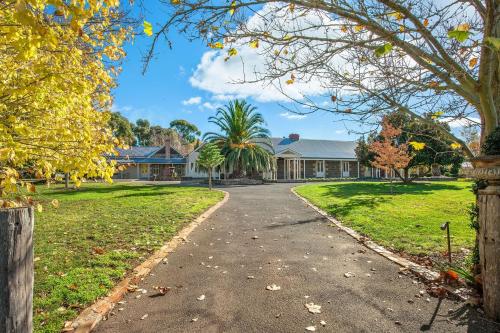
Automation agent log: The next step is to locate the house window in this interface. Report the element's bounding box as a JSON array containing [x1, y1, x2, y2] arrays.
[[342, 162, 349, 173], [139, 164, 149, 177], [191, 162, 194, 170], [151, 164, 160, 176]]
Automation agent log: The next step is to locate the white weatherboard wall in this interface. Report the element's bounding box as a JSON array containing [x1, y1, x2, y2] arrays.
[[185, 151, 221, 179]]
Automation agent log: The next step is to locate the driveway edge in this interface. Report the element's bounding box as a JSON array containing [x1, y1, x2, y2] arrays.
[[291, 187, 440, 282], [65, 190, 230, 333]]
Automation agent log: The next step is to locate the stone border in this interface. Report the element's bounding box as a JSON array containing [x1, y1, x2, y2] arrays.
[[291, 187, 440, 282], [64, 190, 230, 333]]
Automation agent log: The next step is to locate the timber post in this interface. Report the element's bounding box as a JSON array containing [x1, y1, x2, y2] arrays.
[[471, 155, 500, 321], [0, 207, 34, 333]]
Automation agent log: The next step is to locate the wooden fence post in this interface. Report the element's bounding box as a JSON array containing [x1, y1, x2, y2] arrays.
[[0, 207, 34, 333], [472, 155, 500, 321]]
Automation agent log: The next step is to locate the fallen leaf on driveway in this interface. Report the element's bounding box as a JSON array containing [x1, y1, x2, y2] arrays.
[[266, 284, 281, 291], [140, 314, 148, 320], [344, 272, 355, 278], [252, 235, 259, 239], [305, 302, 322, 314], [247, 275, 255, 279], [320, 320, 326, 326], [305, 326, 316, 331], [191, 317, 198, 322], [197, 295, 206, 301]]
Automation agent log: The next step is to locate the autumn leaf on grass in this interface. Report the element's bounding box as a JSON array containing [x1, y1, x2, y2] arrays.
[[451, 142, 461, 150], [51, 199, 59, 208], [408, 141, 426, 151], [26, 182, 36, 193], [143, 21, 153, 36], [286, 73, 295, 85]]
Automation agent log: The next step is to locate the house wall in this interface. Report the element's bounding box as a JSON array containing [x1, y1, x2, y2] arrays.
[[113, 164, 140, 179], [348, 161, 358, 178], [277, 158, 285, 179], [305, 160, 315, 178], [326, 161, 341, 178]]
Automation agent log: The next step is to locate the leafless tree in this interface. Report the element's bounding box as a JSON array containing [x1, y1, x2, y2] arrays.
[[145, 0, 498, 159]]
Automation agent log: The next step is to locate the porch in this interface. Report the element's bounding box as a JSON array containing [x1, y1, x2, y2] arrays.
[[274, 157, 360, 180]]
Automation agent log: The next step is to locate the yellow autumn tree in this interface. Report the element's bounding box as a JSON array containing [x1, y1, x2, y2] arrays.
[[0, 0, 131, 205]]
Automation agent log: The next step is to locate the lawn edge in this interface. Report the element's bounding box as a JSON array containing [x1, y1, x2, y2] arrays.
[[291, 186, 441, 282], [64, 189, 230, 333]]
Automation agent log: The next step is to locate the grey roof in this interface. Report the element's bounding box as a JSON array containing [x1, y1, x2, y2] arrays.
[[111, 157, 187, 164], [260, 137, 357, 159], [115, 146, 163, 157]]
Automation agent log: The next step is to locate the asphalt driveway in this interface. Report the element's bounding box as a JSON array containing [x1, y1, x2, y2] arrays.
[[95, 183, 497, 333]]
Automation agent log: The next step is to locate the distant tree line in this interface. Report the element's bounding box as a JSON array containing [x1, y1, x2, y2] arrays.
[[108, 112, 201, 155]]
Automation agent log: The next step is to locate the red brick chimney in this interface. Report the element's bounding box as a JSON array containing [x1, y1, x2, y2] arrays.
[[164, 138, 171, 159], [289, 133, 300, 141]]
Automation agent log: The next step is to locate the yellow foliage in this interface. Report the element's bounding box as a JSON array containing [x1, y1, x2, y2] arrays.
[[408, 141, 426, 151], [0, 0, 131, 203]]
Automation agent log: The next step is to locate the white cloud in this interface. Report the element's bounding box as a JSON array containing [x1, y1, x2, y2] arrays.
[[441, 117, 481, 128], [280, 112, 307, 120], [202, 102, 218, 110], [335, 129, 346, 134], [189, 4, 342, 103], [182, 96, 202, 105]]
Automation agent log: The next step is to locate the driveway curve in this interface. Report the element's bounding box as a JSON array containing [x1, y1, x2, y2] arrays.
[[95, 183, 496, 333]]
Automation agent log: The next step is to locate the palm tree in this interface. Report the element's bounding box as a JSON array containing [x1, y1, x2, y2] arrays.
[[203, 100, 274, 178]]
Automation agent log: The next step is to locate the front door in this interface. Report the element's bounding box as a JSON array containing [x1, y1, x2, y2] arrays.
[[342, 161, 350, 177], [315, 161, 325, 177]]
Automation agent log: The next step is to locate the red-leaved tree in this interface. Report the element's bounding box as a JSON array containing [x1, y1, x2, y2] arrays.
[[369, 118, 411, 193]]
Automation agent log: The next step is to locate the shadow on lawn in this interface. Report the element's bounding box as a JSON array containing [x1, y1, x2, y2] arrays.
[[50, 184, 185, 196], [319, 182, 465, 198], [315, 182, 467, 217]]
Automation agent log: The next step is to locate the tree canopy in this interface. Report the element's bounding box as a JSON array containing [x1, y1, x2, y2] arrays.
[[197, 142, 225, 189], [204, 100, 274, 177], [149, 0, 499, 158], [1, 0, 131, 203], [170, 119, 201, 143]]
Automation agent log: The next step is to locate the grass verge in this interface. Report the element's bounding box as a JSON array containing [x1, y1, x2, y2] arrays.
[[31, 182, 224, 333], [295, 181, 475, 257]]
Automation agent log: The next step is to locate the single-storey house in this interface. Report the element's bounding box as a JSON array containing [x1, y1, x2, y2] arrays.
[[110, 134, 387, 181]]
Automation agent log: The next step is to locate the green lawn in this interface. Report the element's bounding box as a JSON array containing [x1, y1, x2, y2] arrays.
[[31, 183, 224, 333], [295, 181, 475, 256]]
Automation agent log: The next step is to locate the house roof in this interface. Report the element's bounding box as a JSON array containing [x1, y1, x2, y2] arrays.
[[114, 145, 183, 158], [262, 137, 357, 159], [111, 157, 187, 164], [115, 146, 163, 157]]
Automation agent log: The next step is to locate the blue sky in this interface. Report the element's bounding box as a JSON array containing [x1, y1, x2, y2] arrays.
[[112, 2, 359, 141], [112, 2, 474, 141]]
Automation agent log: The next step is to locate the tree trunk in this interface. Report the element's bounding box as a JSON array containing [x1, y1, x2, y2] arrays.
[[0, 207, 34, 333], [208, 168, 212, 190], [64, 173, 69, 189], [478, 181, 500, 321]]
